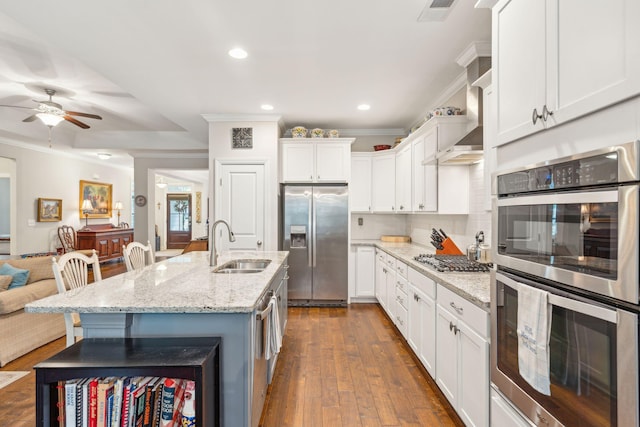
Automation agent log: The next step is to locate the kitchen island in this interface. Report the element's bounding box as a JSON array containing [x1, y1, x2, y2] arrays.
[[26, 250, 289, 427]]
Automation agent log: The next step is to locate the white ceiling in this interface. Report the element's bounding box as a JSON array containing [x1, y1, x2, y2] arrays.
[[0, 0, 491, 168]]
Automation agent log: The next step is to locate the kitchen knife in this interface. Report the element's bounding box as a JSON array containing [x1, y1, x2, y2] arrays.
[[439, 228, 448, 239], [431, 232, 442, 243]]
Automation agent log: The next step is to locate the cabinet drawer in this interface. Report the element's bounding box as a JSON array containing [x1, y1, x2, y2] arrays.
[[395, 260, 408, 278], [437, 284, 489, 338], [396, 280, 408, 309], [395, 275, 408, 297], [386, 255, 396, 270], [408, 267, 436, 299], [395, 300, 408, 336]]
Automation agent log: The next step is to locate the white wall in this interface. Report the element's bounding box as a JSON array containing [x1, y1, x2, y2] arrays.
[[206, 117, 280, 251], [350, 214, 408, 240], [0, 141, 132, 254]]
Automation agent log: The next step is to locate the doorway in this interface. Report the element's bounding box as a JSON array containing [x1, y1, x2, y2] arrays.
[[166, 193, 192, 249]]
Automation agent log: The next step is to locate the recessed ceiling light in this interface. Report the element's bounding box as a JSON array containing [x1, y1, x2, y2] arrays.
[[97, 153, 111, 160], [357, 104, 371, 111], [228, 48, 248, 59], [261, 104, 274, 111]]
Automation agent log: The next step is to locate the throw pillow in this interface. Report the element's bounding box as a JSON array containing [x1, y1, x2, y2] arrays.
[[0, 275, 12, 291], [0, 263, 30, 289]]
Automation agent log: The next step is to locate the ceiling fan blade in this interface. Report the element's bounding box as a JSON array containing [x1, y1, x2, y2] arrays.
[[65, 111, 102, 120], [0, 104, 34, 110], [22, 115, 38, 122], [63, 115, 90, 129]]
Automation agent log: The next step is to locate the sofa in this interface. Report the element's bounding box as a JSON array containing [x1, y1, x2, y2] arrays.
[[0, 256, 65, 367]]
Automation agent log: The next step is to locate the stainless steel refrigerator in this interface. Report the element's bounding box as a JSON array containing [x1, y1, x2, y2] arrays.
[[280, 184, 348, 305]]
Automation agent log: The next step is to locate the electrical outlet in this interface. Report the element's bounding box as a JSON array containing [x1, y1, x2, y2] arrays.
[[358, 217, 363, 226]]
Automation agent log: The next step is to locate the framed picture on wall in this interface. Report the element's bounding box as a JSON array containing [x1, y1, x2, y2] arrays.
[[37, 198, 62, 222], [79, 180, 112, 218]]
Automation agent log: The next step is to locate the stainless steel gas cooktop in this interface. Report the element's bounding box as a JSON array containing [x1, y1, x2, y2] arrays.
[[414, 254, 492, 273]]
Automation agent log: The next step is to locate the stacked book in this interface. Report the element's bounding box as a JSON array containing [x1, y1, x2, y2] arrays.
[[55, 376, 196, 427]]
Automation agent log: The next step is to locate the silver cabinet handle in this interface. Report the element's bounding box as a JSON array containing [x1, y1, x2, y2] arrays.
[[317, 175, 320, 180], [310, 175, 313, 180], [449, 321, 459, 335], [257, 240, 262, 247], [391, 206, 395, 211], [542, 104, 553, 121], [532, 107, 542, 125], [419, 203, 424, 210], [383, 268, 387, 273], [399, 205, 404, 210], [450, 301, 463, 315]]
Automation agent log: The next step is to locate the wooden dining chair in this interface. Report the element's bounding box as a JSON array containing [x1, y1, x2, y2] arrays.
[[57, 225, 94, 257], [122, 240, 155, 272], [51, 250, 102, 347]]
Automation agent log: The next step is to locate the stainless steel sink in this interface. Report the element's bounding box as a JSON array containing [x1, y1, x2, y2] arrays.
[[212, 259, 271, 274]]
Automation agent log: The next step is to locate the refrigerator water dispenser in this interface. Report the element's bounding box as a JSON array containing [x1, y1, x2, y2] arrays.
[[290, 225, 307, 248]]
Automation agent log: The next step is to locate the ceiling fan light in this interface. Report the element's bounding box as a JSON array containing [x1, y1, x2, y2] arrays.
[[97, 152, 111, 160], [36, 112, 64, 127]]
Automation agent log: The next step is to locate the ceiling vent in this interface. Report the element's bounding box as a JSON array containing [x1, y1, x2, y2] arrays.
[[418, 0, 458, 22]]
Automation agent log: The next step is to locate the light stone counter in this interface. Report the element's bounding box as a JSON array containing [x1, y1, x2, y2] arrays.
[[352, 239, 490, 311], [26, 250, 289, 314]]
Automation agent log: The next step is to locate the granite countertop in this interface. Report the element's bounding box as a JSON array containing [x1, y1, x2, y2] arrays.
[[25, 251, 289, 314], [352, 239, 490, 311]]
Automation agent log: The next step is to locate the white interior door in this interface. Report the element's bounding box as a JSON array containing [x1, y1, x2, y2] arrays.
[[217, 163, 265, 251]]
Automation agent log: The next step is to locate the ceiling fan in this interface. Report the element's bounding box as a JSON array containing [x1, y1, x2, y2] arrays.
[[0, 88, 102, 129]]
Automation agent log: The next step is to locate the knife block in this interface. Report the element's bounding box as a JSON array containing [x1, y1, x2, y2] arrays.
[[436, 238, 464, 256]]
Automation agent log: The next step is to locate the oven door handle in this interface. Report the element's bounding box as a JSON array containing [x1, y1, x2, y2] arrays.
[[497, 188, 618, 207], [496, 272, 618, 323]]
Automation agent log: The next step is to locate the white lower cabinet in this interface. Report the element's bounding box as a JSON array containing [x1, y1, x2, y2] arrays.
[[394, 275, 409, 338], [408, 268, 437, 377], [490, 388, 534, 427], [436, 284, 489, 427], [353, 246, 375, 298], [375, 250, 388, 312]]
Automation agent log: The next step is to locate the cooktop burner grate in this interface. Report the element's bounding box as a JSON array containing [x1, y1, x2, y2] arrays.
[[414, 254, 492, 273]]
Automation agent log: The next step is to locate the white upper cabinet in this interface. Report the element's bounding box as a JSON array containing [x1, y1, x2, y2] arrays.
[[371, 152, 396, 213], [395, 145, 412, 213], [350, 154, 372, 212], [494, 0, 640, 146], [280, 138, 354, 183]]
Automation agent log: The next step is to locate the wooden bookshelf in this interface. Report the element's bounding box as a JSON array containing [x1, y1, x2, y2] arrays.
[[35, 337, 220, 427]]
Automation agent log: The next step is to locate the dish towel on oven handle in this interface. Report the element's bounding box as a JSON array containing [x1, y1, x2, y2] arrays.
[[517, 282, 552, 395], [265, 295, 282, 360]]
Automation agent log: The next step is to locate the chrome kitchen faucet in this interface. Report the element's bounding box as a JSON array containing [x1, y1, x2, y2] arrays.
[[209, 219, 236, 266]]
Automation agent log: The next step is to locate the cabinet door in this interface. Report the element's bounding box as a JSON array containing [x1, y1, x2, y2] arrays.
[[493, 0, 547, 145], [355, 246, 375, 297], [395, 145, 412, 212], [412, 137, 426, 212], [438, 166, 469, 214], [409, 287, 437, 377], [436, 305, 458, 406], [423, 128, 438, 212], [281, 144, 314, 182], [458, 321, 490, 427], [316, 143, 349, 182], [375, 256, 387, 310], [371, 154, 396, 212], [483, 82, 497, 211], [350, 155, 372, 212], [550, 0, 640, 127], [384, 266, 397, 320]]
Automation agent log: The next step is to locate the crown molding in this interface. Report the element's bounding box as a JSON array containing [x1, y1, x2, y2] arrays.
[[335, 128, 406, 137], [455, 41, 492, 68]]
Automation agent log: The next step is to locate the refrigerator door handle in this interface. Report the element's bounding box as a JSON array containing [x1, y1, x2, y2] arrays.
[[308, 192, 313, 268], [312, 191, 317, 268]]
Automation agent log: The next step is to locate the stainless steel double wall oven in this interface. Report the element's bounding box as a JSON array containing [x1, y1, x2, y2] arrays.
[[491, 141, 640, 427]]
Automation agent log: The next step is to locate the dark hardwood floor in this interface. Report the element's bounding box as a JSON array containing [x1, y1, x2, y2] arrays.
[[0, 259, 461, 426]]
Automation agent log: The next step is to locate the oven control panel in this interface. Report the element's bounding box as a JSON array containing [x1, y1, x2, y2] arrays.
[[498, 152, 619, 196]]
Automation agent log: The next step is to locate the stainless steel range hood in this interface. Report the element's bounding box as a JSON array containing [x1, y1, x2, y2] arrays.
[[437, 54, 491, 165]]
